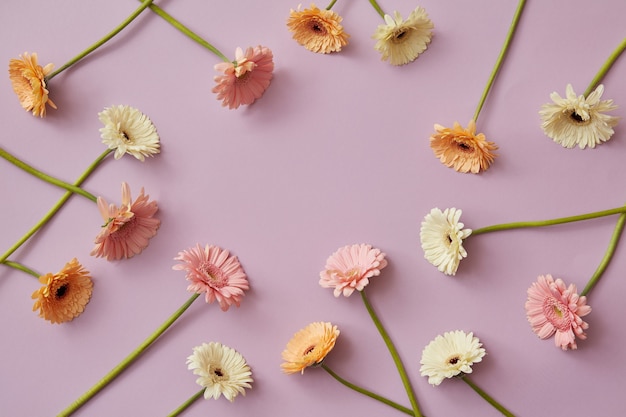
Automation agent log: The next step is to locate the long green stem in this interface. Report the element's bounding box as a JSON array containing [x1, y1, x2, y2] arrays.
[[0, 147, 96, 201], [321, 364, 414, 416], [167, 388, 205, 417], [584, 37, 626, 97], [461, 376, 515, 417], [1, 259, 40, 277], [473, 0, 526, 122], [47, 0, 154, 80], [368, 0, 386, 19], [360, 290, 422, 417], [471, 205, 626, 236], [325, 0, 338, 10], [0, 149, 112, 263], [58, 292, 201, 417]]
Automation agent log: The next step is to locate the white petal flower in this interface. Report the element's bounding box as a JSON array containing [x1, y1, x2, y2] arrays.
[[99, 105, 160, 160], [420, 330, 486, 386], [420, 208, 472, 276]]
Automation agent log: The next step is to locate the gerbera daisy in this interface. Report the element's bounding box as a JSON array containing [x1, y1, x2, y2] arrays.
[[319, 244, 388, 297], [187, 342, 253, 402], [420, 207, 472, 276], [420, 330, 486, 386], [91, 182, 160, 261], [286, 3, 349, 53], [372, 7, 433, 66], [173, 244, 249, 311], [525, 274, 591, 350], [281, 322, 340, 374], [212, 46, 274, 109], [98, 105, 160, 161], [539, 84, 619, 149], [429, 119, 498, 174], [31, 258, 93, 324], [8, 52, 57, 117]]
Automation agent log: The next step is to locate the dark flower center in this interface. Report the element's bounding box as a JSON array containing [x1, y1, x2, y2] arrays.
[[310, 19, 327, 35], [120, 131, 132, 143], [213, 368, 224, 377], [303, 345, 316, 356], [456, 141, 473, 152], [55, 283, 69, 300], [393, 29, 408, 42], [569, 112, 585, 123], [448, 356, 460, 365]]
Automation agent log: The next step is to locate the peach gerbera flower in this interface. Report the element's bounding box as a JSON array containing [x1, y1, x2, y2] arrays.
[[173, 244, 250, 311], [281, 322, 340, 374], [31, 258, 93, 324], [212, 46, 274, 109], [8, 52, 57, 117], [91, 182, 160, 261], [525, 274, 591, 350], [286, 4, 349, 53], [319, 244, 388, 297], [429, 119, 498, 174]]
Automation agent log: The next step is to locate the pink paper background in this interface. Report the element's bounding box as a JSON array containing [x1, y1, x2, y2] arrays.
[[2, 1, 626, 416]]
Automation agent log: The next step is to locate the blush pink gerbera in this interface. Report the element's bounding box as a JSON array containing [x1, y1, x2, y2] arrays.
[[173, 244, 249, 311], [91, 182, 160, 261], [212, 46, 274, 109], [319, 244, 388, 297], [525, 274, 591, 350]]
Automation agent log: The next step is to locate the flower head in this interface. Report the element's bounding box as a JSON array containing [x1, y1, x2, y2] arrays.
[[525, 274, 591, 350], [8, 52, 57, 117], [420, 330, 486, 386], [539, 84, 619, 149], [430, 120, 498, 173], [187, 342, 253, 402], [173, 244, 249, 311], [91, 182, 160, 261], [372, 7, 434, 66], [281, 322, 340, 374], [31, 258, 93, 324], [420, 208, 472, 276], [319, 244, 388, 297], [212, 46, 274, 109], [99, 105, 160, 161], [286, 4, 349, 53]]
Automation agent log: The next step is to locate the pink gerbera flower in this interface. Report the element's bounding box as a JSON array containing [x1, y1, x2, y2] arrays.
[[212, 46, 274, 109], [173, 244, 249, 311], [319, 244, 388, 297], [91, 182, 160, 261], [525, 274, 591, 350]]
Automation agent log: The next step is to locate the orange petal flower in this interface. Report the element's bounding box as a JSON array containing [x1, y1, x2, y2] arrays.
[[281, 322, 340, 374], [286, 4, 349, 54], [8, 52, 57, 117]]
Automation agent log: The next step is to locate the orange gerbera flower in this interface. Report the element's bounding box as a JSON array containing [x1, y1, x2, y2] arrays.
[[286, 4, 349, 53], [281, 322, 340, 374], [31, 258, 93, 324], [8, 52, 57, 117], [429, 120, 498, 174]]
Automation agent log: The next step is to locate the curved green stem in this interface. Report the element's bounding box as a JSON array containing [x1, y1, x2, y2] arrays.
[[473, 0, 526, 122], [1, 259, 40, 277], [0, 147, 96, 202], [325, 0, 338, 10], [360, 290, 422, 417], [321, 364, 414, 416], [167, 388, 205, 417], [47, 0, 154, 80], [461, 376, 515, 417], [368, 0, 386, 19], [58, 292, 201, 417], [584, 37, 626, 97], [0, 149, 111, 263], [471, 205, 626, 236]]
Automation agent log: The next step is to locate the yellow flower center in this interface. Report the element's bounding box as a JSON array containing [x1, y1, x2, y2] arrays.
[[199, 262, 228, 288]]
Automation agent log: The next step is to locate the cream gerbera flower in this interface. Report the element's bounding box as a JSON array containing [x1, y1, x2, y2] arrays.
[[420, 208, 472, 276], [420, 330, 486, 386], [98, 105, 160, 161], [372, 7, 433, 66], [539, 84, 619, 149], [8, 52, 57, 117], [287, 3, 350, 53], [187, 342, 253, 402], [281, 322, 340, 374]]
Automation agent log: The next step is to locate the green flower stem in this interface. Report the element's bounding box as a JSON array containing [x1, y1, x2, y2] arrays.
[[368, 0, 386, 19], [321, 364, 414, 416], [46, 0, 154, 80], [0, 149, 112, 264], [325, 0, 338, 10], [1, 259, 40, 277], [473, 0, 526, 122], [360, 290, 422, 417], [584, 37, 626, 97], [139, 0, 230, 63], [58, 292, 201, 417], [461, 376, 515, 417], [581, 212, 626, 297], [0, 147, 96, 202], [471, 205, 626, 236], [167, 388, 206, 417]]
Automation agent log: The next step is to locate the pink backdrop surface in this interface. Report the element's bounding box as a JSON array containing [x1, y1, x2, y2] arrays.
[[1, 0, 625, 416]]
